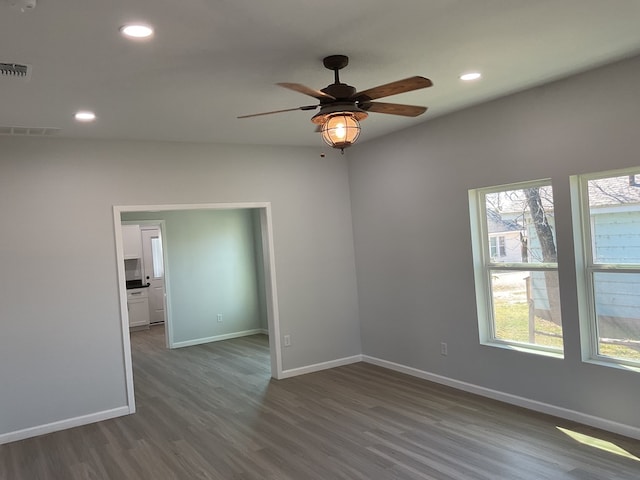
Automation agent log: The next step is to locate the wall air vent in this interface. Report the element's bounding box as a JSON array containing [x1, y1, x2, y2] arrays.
[[0, 126, 60, 136], [0, 63, 32, 80]]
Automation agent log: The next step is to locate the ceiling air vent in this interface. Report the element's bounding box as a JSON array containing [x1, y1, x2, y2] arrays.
[[0, 63, 32, 80], [0, 126, 60, 136]]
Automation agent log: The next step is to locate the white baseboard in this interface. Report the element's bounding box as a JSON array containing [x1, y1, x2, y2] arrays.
[[260, 329, 269, 335], [7, 354, 637, 445], [280, 354, 362, 379], [172, 329, 264, 349], [362, 355, 640, 441], [0, 406, 130, 445]]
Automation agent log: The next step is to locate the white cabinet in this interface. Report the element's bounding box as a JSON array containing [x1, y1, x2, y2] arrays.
[[122, 224, 142, 259], [127, 288, 150, 329]]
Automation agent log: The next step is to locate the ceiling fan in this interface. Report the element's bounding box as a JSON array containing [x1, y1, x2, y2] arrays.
[[238, 55, 433, 151]]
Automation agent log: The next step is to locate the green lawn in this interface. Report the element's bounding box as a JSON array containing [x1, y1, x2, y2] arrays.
[[494, 302, 563, 349], [493, 301, 640, 362]]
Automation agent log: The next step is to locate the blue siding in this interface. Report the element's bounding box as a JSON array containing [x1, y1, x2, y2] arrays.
[[591, 211, 640, 324], [530, 212, 640, 320], [593, 272, 640, 320], [530, 271, 551, 310], [592, 212, 640, 263]]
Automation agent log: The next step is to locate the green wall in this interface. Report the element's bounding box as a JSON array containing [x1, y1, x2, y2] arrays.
[[122, 208, 265, 344]]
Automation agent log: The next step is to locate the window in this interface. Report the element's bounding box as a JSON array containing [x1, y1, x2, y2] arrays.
[[489, 236, 507, 259], [572, 168, 640, 367], [490, 236, 498, 258], [469, 179, 563, 354], [151, 235, 164, 278]]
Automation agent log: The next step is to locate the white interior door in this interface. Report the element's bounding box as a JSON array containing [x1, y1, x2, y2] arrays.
[[141, 226, 166, 324]]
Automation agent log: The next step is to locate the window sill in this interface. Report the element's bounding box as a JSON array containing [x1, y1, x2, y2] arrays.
[[481, 340, 565, 359], [583, 357, 640, 373]]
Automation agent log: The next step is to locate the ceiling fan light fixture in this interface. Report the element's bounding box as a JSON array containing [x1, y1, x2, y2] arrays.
[[238, 55, 432, 151], [321, 112, 361, 151]]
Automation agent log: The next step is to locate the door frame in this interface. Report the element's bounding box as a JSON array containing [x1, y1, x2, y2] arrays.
[[113, 202, 282, 414]]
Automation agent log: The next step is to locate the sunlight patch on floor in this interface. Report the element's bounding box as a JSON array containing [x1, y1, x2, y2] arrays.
[[556, 426, 639, 462]]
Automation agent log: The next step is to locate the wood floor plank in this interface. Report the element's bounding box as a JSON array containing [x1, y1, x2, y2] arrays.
[[2, 324, 639, 479]]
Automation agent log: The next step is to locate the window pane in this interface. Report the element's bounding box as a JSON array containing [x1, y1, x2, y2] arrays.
[[587, 174, 640, 265], [490, 270, 563, 350], [151, 236, 164, 278], [490, 237, 498, 258], [485, 185, 557, 264], [593, 271, 640, 362]]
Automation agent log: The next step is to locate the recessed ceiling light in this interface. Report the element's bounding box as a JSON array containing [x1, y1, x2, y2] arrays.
[[460, 72, 482, 81], [74, 111, 96, 122], [119, 24, 154, 39]]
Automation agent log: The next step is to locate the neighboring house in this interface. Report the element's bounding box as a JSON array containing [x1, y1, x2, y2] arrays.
[[589, 174, 640, 263], [485, 209, 524, 263], [588, 174, 640, 339]]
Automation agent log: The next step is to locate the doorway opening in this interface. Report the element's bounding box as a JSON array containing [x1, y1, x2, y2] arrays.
[[113, 202, 282, 414]]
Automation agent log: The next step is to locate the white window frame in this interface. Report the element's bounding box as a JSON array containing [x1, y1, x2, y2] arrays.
[[469, 178, 563, 357], [571, 167, 640, 370]]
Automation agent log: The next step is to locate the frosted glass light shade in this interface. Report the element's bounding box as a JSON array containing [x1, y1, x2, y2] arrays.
[[321, 113, 361, 149]]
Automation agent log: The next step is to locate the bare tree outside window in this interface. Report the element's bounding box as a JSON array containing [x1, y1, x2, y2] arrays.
[[477, 181, 563, 352]]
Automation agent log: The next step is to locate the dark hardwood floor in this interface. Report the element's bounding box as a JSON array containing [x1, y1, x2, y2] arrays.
[[2, 325, 639, 479]]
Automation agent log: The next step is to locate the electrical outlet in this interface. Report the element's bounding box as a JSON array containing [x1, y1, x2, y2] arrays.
[[217, 314, 223, 323], [440, 342, 448, 356], [283, 334, 291, 347]]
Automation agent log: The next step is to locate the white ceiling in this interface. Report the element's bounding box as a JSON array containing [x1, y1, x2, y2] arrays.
[[2, 0, 640, 148]]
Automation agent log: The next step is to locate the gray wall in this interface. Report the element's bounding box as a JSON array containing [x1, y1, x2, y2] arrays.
[[3, 52, 639, 441], [348, 54, 640, 429], [252, 209, 269, 331], [122, 209, 263, 344], [0, 140, 361, 436]]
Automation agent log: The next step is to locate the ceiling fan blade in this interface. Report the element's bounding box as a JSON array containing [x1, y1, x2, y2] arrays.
[[237, 105, 318, 119], [359, 102, 427, 117], [277, 83, 336, 101], [353, 76, 433, 101]]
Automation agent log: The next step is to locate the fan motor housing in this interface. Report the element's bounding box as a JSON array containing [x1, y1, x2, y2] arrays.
[[311, 102, 368, 125], [321, 83, 356, 100]]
